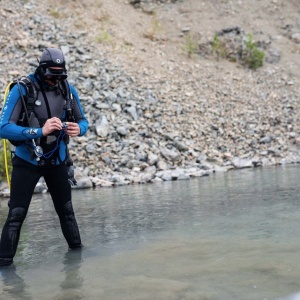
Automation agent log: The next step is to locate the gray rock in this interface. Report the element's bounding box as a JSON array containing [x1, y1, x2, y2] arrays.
[[126, 106, 138, 120], [160, 147, 181, 162], [73, 176, 93, 189], [265, 48, 281, 64], [147, 153, 159, 165], [161, 171, 173, 181], [95, 115, 109, 137], [157, 160, 168, 170], [291, 32, 300, 43], [260, 136, 273, 144], [231, 157, 254, 169], [117, 126, 129, 136], [173, 141, 189, 151]]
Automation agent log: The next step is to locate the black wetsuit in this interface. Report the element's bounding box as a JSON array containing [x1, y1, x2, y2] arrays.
[[0, 74, 88, 266]]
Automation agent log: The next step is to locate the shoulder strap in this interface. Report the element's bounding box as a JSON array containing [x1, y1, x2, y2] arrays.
[[61, 80, 75, 122], [15, 76, 38, 116], [37, 80, 52, 118], [20, 76, 37, 115], [6, 77, 34, 147], [59, 79, 69, 99]]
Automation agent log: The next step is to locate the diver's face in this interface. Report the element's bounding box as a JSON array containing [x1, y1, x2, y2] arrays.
[[44, 67, 64, 86]]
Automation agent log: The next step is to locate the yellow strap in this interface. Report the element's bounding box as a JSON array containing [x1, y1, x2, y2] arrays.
[[3, 139, 10, 189], [2, 82, 13, 189]]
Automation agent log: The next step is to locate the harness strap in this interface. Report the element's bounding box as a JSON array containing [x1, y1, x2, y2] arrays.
[[36, 77, 52, 119], [17, 77, 37, 121]]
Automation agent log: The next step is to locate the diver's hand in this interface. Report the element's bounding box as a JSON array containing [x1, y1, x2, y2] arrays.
[[63, 122, 80, 137], [42, 117, 63, 136]]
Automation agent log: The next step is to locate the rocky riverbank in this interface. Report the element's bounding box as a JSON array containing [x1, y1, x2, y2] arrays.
[[0, 0, 300, 195]]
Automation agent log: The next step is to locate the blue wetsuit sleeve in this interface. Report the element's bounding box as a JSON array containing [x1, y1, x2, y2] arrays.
[[70, 84, 89, 136], [0, 84, 43, 141]]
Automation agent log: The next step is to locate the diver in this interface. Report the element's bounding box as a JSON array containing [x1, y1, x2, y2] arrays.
[[0, 48, 89, 266]]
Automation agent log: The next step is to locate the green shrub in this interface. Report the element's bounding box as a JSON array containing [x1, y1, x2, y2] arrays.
[[242, 34, 265, 70], [211, 32, 265, 70], [49, 8, 61, 18], [185, 34, 198, 58], [211, 34, 227, 59], [143, 13, 161, 41], [97, 31, 113, 44]]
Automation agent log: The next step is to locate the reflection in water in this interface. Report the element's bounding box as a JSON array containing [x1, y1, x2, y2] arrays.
[[0, 266, 31, 300], [53, 248, 84, 300]]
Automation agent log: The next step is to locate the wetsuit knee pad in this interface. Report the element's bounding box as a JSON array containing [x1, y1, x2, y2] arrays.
[[1, 207, 27, 259], [61, 201, 75, 221], [9, 207, 27, 227]]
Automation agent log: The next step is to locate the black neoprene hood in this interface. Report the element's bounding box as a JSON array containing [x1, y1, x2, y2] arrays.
[[38, 48, 67, 79], [39, 48, 66, 69]]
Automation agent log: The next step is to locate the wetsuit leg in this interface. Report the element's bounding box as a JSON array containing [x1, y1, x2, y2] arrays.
[[0, 156, 41, 265], [43, 164, 81, 248]]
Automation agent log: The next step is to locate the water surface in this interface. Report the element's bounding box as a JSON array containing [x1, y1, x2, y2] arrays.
[[0, 165, 300, 300]]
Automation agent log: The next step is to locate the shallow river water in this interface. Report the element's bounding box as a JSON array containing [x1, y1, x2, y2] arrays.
[[1, 165, 300, 300]]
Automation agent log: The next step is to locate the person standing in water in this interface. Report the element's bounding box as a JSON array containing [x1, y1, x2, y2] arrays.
[[0, 48, 89, 266]]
